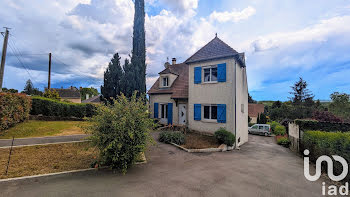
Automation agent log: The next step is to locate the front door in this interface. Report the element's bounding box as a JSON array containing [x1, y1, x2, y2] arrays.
[[178, 104, 187, 125]]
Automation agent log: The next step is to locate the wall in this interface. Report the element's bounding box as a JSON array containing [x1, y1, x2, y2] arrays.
[[159, 73, 177, 88], [188, 58, 235, 135], [250, 117, 257, 124], [288, 122, 300, 153], [61, 98, 81, 103], [149, 94, 179, 125]]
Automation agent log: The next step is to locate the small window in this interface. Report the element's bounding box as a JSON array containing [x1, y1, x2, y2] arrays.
[[204, 105, 217, 120], [259, 126, 264, 130], [264, 126, 269, 131], [162, 77, 169, 87], [160, 104, 168, 118], [252, 125, 258, 129], [203, 66, 217, 82], [241, 104, 244, 113]]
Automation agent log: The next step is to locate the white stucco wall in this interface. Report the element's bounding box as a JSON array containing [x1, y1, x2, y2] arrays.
[[159, 74, 177, 88], [235, 63, 248, 146], [149, 94, 179, 125]]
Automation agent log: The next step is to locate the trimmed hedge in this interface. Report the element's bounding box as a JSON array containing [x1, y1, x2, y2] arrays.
[[277, 137, 290, 147], [214, 128, 235, 146], [295, 119, 350, 132], [30, 96, 97, 118], [302, 130, 350, 181], [0, 93, 31, 131], [159, 131, 185, 145]]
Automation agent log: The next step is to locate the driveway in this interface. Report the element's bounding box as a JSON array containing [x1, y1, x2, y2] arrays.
[[0, 133, 331, 197]]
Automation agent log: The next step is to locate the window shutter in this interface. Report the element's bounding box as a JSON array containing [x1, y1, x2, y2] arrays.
[[167, 103, 173, 125], [154, 103, 159, 118], [217, 104, 226, 123], [194, 67, 201, 84], [194, 104, 201, 120], [217, 63, 226, 82]]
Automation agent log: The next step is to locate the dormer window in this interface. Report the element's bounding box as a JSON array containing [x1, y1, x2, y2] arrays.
[[204, 66, 217, 82], [162, 77, 169, 87]]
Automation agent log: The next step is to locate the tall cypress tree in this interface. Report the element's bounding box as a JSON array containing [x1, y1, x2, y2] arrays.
[[101, 53, 124, 100], [130, 0, 146, 95]]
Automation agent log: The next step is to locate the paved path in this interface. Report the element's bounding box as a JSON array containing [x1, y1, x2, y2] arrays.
[[0, 133, 334, 197], [0, 134, 89, 148]]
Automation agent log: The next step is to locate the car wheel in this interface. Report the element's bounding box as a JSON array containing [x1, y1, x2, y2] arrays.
[[264, 133, 268, 136]]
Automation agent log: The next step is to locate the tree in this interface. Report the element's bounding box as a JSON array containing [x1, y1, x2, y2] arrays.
[[81, 87, 99, 101], [2, 88, 18, 93], [329, 92, 350, 122], [43, 89, 61, 100], [289, 77, 314, 104], [101, 53, 124, 100], [130, 0, 146, 96], [258, 113, 267, 124], [23, 79, 42, 96], [248, 93, 257, 103], [272, 101, 282, 109]]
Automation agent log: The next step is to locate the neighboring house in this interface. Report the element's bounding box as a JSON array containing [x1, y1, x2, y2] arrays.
[[54, 86, 81, 103], [248, 104, 265, 123], [82, 95, 101, 104], [148, 36, 248, 147]]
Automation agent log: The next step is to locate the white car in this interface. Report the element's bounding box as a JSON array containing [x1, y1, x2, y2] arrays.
[[248, 124, 271, 136]]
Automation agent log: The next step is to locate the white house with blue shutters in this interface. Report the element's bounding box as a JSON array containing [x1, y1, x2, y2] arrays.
[[148, 36, 249, 147]]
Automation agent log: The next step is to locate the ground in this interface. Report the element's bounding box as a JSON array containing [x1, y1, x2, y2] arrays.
[[0, 133, 331, 197], [0, 121, 87, 139]]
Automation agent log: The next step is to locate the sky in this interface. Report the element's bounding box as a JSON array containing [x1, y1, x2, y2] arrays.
[[0, 0, 350, 101]]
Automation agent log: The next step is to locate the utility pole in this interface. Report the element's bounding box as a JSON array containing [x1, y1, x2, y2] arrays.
[[0, 27, 10, 92], [48, 53, 51, 89]]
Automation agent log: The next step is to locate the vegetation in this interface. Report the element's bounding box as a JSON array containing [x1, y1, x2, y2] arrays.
[[302, 130, 350, 181], [22, 79, 42, 96], [248, 93, 257, 103], [0, 142, 97, 179], [43, 89, 61, 100], [159, 131, 185, 145], [0, 93, 31, 131], [277, 137, 290, 147], [295, 119, 350, 132], [1, 87, 18, 93], [30, 96, 96, 118], [257, 113, 267, 124], [86, 93, 154, 174], [0, 120, 87, 139], [329, 92, 350, 122], [80, 87, 98, 101], [312, 110, 343, 123], [214, 128, 235, 146]]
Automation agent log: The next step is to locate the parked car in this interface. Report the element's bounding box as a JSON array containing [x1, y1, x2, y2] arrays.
[[248, 124, 271, 136]]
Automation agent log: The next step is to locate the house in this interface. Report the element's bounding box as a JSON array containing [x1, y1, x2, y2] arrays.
[[82, 95, 101, 104], [248, 104, 265, 123], [54, 86, 81, 103], [148, 36, 248, 147]]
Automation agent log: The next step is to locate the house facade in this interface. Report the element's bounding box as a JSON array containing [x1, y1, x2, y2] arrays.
[[148, 36, 248, 147], [248, 103, 265, 123], [54, 86, 81, 103]]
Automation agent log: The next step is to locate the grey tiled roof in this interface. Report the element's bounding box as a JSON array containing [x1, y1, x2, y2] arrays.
[[53, 88, 81, 99]]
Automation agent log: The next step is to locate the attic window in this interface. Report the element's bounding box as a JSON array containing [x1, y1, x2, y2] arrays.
[[162, 77, 169, 87]]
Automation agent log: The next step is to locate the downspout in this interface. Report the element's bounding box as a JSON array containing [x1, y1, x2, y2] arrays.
[[234, 61, 237, 149]]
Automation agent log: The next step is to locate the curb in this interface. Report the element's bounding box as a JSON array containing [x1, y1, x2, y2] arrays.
[[0, 140, 91, 149], [170, 143, 225, 153], [0, 134, 90, 141]]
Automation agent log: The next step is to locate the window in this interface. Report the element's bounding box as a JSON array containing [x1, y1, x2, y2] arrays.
[[264, 126, 269, 131], [252, 125, 258, 129], [162, 77, 169, 87], [204, 105, 217, 120], [241, 104, 244, 113], [203, 66, 217, 82], [160, 104, 168, 119], [259, 126, 264, 130]]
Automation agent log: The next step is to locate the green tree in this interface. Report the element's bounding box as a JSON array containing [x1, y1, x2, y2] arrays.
[[43, 89, 61, 101], [101, 53, 124, 101], [329, 92, 350, 122], [81, 87, 98, 101], [289, 77, 314, 105], [22, 79, 42, 96], [87, 92, 155, 174], [248, 93, 257, 103], [2, 88, 18, 93]]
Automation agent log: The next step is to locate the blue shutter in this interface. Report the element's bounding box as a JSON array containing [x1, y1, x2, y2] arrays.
[[167, 103, 173, 125], [154, 103, 159, 118], [194, 67, 201, 84], [217, 104, 226, 123], [217, 63, 226, 82], [194, 104, 201, 121]]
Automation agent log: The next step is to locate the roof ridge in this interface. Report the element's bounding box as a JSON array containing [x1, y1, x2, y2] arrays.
[[185, 37, 218, 63]]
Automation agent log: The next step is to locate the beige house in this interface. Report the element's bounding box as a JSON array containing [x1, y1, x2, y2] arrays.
[[54, 86, 81, 103], [248, 103, 265, 123], [148, 36, 248, 147]]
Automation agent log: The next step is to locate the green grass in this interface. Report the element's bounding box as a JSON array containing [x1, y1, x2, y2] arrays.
[[0, 120, 88, 139]]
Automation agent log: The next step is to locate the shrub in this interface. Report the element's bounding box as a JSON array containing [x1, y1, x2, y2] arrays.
[[159, 131, 185, 145], [86, 93, 155, 174], [0, 93, 31, 131], [268, 121, 279, 131], [43, 89, 61, 100], [295, 119, 350, 132], [312, 110, 343, 123], [302, 131, 350, 182], [30, 96, 96, 118], [277, 137, 290, 147], [274, 125, 286, 136], [214, 128, 235, 146]]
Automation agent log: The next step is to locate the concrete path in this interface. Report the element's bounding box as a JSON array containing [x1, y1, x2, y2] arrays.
[[0, 133, 334, 197], [0, 134, 89, 148]]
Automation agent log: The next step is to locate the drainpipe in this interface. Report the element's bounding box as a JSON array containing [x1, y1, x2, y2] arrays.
[[234, 61, 237, 149]]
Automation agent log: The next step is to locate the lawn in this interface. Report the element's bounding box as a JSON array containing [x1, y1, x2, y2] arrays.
[[0, 120, 88, 139], [0, 142, 97, 179]]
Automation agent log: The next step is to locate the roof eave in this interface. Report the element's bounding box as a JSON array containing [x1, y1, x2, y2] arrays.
[[185, 54, 246, 67]]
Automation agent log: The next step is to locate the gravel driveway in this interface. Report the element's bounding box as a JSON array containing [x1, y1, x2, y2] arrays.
[[0, 133, 332, 197]]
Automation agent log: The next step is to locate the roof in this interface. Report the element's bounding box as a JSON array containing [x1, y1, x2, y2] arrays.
[[185, 36, 245, 66], [147, 63, 188, 99], [82, 95, 101, 103], [54, 88, 81, 99], [248, 104, 265, 117]]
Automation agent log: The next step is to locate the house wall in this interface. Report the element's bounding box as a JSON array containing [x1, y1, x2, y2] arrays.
[[159, 74, 177, 88], [235, 62, 248, 146], [250, 117, 257, 124], [61, 98, 81, 103], [149, 94, 179, 125], [188, 58, 235, 135]]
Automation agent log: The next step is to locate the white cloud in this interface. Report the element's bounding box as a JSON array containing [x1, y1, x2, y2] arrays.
[[209, 6, 256, 23], [159, 0, 198, 16]]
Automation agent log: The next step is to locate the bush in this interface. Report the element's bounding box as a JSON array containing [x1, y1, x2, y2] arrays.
[[159, 131, 185, 145], [214, 128, 235, 146], [268, 121, 279, 131], [302, 131, 350, 182], [86, 93, 155, 174], [295, 119, 350, 132], [30, 96, 96, 118], [277, 137, 290, 147], [312, 110, 343, 123], [0, 93, 31, 131], [274, 125, 286, 136]]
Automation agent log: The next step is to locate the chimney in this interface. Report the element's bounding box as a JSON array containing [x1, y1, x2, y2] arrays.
[[172, 58, 176, 65]]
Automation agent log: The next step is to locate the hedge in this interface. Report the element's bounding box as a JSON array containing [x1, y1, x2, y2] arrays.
[[30, 96, 97, 118], [295, 119, 350, 132], [214, 127, 235, 146], [0, 93, 31, 131], [302, 130, 350, 182]]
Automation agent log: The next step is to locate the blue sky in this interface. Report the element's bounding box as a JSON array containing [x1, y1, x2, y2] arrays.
[[0, 0, 350, 101]]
